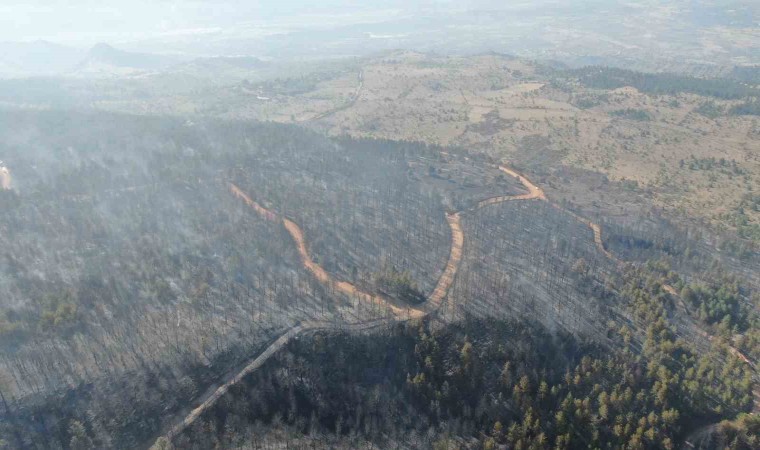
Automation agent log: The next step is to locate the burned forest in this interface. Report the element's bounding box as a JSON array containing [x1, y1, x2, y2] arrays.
[[0, 106, 756, 450], [1, 5, 760, 447]]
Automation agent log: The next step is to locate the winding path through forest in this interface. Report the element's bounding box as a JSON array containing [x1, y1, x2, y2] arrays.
[[488, 167, 759, 428], [229, 183, 464, 319], [160, 168, 535, 443], [159, 162, 756, 446]]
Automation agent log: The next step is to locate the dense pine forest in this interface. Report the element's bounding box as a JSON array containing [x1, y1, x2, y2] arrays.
[[175, 314, 755, 450]]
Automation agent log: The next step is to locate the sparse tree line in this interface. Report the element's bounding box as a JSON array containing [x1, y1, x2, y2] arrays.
[[564, 67, 759, 100]]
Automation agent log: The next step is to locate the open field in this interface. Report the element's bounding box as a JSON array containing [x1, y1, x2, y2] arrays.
[[126, 52, 756, 245], [4, 51, 756, 242]]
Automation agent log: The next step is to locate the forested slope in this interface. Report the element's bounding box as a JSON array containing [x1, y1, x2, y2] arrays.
[[0, 109, 757, 449], [0, 110, 523, 448], [173, 316, 755, 449]]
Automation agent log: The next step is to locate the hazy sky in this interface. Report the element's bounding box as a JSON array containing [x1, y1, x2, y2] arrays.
[[0, 1, 473, 46]]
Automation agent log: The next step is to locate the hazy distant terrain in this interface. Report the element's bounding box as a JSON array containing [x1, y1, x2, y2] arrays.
[[0, 1, 759, 449], [1, 1, 758, 77]]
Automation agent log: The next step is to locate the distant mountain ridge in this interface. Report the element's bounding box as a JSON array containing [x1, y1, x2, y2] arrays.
[[0, 40, 84, 76], [0, 41, 186, 77], [73, 43, 184, 74], [186, 56, 267, 70]]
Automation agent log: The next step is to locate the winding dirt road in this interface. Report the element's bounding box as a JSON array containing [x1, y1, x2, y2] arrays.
[[478, 166, 545, 207], [493, 165, 759, 425], [424, 212, 463, 313], [229, 183, 457, 318], [549, 202, 621, 264], [160, 162, 756, 446], [282, 216, 413, 317], [491, 164, 619, 266], [286, 211, 463, 318], [159, 170, 535, 444]]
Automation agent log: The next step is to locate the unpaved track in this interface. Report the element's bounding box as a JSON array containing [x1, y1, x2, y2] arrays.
[[535, 171, 760, 429], [491, 164, 617, 265], [165, 319, 390, 441], [308, 70, 364, 122], [161, 163, 756, 445], [548, 202, 621, 264], [670, 285, 756, 369], [159, 173, 530, 444], [496, 165, 758, 422], [231, 182, 467, 319], [494, 164, 618, 264], [283, 217, 413, 317], [496, 166, 546, 201], [229, 184, 277, 221], [423, 212, 463, 313]]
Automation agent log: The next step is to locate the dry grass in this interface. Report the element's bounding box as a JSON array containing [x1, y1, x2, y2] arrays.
[[236, 52, 758, 236], [99, 52, 758, 235]]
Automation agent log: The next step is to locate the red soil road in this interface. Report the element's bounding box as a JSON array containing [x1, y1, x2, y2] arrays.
[[497, 165, 546, 201], [494, 163, 618, 264], [478, 166, 546, 208], [230, 182, 466, 319], [168, 169, 603, 444], [285, 211, 464, 318], [283, 216, 416, 317], [159, 176, 531, 444], [230, 183, 419, 317], [421, 212, 463, 314], [490, 164, 618, 264], [229, 184, 278, 222], [496, 164, 758, 415], [164, 164, 758, 445], [664, 283, 755, 369], [548, 202, 621, 264]]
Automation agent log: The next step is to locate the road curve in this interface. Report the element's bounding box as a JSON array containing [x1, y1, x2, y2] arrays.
[[160, 162, 756, 446], [283, 216, 415, 317], [423, 212, 463, 313], [548, 202, 621, 264], [494, 165, 759, 423], [490, 164, 618, 265], [158, 170, 537, 445], [230, 183, 422, 317]]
